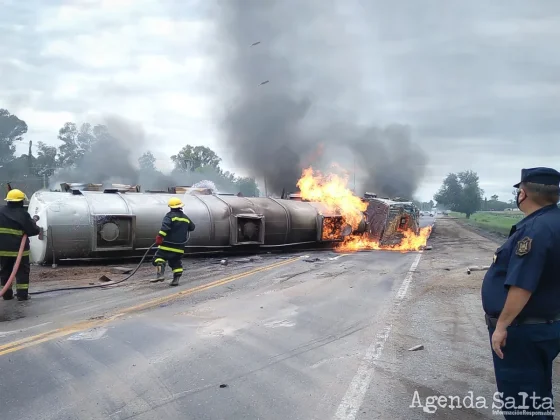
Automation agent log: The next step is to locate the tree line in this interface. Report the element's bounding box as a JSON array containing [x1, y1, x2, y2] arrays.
[[0, 108, 260, 196], [433, 170, 521, 218]]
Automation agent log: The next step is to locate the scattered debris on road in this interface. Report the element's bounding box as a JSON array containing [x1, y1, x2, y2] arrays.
[[466, 265, 490, 275], [408, 344, 424, 351]]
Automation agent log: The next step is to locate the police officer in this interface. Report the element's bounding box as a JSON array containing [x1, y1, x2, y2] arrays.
[[150, 197, 195, 286], [0, 189, 41, 301], [481, 167, 560, 419]]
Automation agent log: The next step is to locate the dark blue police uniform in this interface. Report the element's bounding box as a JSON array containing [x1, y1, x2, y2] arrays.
[[481, 167, 560, 419]]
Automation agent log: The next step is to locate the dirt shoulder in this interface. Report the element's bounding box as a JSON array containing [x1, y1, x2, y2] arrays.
[[443, 215, 508, 244], [359, 217, 556, 419]]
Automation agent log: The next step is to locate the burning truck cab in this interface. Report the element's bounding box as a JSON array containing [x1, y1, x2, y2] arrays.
[[361, 196, 421, 246], [286, 190, 420, 247]]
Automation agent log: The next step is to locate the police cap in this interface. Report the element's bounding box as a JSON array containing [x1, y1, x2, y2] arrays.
[[513, 167, 560, 188]]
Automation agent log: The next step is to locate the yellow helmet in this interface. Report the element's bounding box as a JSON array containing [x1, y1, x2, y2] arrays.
[[5, 189, 26, 202], [168, 197, 183, 208]]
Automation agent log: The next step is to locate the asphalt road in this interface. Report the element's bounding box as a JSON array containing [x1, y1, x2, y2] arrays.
[[0, 217, 435, 420]]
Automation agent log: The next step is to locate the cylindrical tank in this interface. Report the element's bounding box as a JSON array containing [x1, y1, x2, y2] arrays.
[[27, 189, 361, 264]]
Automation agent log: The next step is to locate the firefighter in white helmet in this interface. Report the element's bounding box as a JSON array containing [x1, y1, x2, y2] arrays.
[[0, 189, 40, 300], [151, 197, 195, 286]]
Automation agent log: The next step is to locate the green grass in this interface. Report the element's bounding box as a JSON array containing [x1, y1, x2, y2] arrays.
[[449, 211, 524, 235]]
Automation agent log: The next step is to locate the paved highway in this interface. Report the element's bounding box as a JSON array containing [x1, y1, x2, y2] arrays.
[[0, 217, 434, 420]]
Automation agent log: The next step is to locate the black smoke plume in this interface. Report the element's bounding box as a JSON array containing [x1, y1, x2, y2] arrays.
[[213, 0, 428, 199]]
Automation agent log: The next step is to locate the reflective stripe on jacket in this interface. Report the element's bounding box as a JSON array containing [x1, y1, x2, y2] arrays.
[[158, 210, 196, 253], [0, 204, 41, 256]]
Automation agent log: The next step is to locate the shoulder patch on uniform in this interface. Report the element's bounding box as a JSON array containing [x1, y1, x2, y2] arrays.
[[515, 236, 532, 256]]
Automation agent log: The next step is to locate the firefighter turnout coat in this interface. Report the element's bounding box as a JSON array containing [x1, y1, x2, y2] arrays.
[[0, 205, 41, 257], [158, 209, 196, 253]]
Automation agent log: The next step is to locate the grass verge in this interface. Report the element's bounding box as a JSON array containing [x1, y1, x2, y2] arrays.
[[448, 211, 524, 236]]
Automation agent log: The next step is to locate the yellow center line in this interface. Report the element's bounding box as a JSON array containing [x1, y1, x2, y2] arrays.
[[0, 257, 300, 357]]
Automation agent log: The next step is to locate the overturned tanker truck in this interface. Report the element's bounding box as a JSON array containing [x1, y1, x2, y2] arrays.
[[26, 183, 420, 265]]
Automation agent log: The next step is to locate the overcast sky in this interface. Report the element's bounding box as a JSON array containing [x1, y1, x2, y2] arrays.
[[2, 0, 560, 202]]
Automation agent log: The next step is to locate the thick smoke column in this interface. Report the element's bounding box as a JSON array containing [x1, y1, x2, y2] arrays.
[[350, 125, 428, 198], [214, 0, 429, 198], [214, 0, 321, 194]]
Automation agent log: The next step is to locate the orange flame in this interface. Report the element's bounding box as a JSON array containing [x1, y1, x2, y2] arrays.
[[296, 166, 431, 252], [297, 167, 367, 230], [336, 226, 432, 252]]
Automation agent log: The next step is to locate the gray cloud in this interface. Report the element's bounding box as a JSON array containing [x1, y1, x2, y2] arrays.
[[1, 0, 560, 201]]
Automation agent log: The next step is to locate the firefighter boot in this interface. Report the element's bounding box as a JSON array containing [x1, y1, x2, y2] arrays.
[[150, 264, 166, 283], [2, 287, 14, 300], [169, 273, 181, 287]]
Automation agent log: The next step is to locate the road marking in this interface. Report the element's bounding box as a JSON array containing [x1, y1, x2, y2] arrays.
[[334, 252, 423, 420], [328, 254, 349, 261], [0, 322, 52, 338], [0, 257, 300, 357]]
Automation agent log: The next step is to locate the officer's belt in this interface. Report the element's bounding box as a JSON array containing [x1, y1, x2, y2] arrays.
[[485, 313, 560, 328]]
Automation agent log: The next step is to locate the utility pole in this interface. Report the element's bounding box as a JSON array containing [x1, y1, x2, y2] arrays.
[[353, 157, 356, 192], [264, 176, 268, 197], [27, 140, 32, 175]]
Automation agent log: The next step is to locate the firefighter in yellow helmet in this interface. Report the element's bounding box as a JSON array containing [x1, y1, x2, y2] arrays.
[[0, 189, 41, 301], [151, 197, 195, 286]]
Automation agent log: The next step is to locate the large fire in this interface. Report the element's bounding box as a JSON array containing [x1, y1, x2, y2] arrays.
[[296, 167, 432, 252]]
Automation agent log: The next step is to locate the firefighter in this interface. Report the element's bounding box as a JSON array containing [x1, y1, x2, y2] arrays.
[[0, 189, 41, 301], [150, 197, 195, 286]]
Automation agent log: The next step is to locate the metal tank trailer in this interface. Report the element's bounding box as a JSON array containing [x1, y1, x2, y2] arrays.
[[26, 184, 420, 264], [27, 184, 364, 265]]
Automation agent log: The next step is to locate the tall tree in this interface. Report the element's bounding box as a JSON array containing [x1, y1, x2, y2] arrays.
[[434, 173, 462, 211], [0, 109, 28, 164], [434, 171, 483, 218], [138, 151, 157, 172], [56, 122, 96, 167], [35, 141, 59, 177], [171, 145, 222, 172]]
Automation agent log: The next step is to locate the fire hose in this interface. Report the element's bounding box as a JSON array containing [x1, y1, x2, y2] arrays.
[[29, 233, 191, 296], [0, 234, 27, 298]]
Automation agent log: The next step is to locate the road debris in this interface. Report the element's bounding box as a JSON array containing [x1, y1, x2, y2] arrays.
[[466, 265, 490, 275], [408, 344, 424, 351], [303, 257, 321, 263]]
